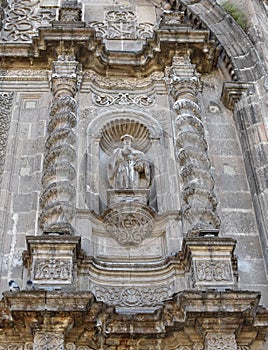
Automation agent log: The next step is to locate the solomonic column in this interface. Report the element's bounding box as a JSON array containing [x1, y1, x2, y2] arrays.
[[39, 52, 79, 235], [166, 52, 220, 237]]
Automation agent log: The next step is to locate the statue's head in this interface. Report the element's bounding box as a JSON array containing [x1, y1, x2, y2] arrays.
[[121, 134, 133, 147]]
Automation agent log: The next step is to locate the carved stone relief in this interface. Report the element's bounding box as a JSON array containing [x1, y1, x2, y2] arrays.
[[205, 333, 237, 350], [0, 92, 13, 183], [90, 11, 154, 40], [92, 92, 154, 107], [33, 332, 64, 350], [104, 205, 155, 245], [1, 0, 56, 42], [33, 258, 72, 282], [94, 284, 173, 307], [194, 260, 233, 282]]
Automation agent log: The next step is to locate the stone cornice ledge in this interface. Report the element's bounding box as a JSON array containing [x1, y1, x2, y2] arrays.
[[221, 81, 253, 110]]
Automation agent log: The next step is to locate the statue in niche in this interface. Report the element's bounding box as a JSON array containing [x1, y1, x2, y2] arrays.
[[108, 134, 151, 190]]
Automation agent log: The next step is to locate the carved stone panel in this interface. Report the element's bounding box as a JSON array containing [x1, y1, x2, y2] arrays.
[[33, 332, 64, 350], [33, 258, 72, 283], [205, 333, 237, 350], [90, 10, 154, 40], [1, 0, 56, 42]]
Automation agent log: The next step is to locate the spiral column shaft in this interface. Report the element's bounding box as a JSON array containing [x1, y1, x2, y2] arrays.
[[39, 54, 79, 235], [166, 54, 220, 237]]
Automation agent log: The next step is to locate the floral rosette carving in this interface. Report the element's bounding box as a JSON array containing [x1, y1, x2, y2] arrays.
[[104, 203, 155, 245]]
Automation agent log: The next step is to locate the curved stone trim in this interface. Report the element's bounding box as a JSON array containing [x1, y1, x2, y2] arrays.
[[179, 0, 266, 81]]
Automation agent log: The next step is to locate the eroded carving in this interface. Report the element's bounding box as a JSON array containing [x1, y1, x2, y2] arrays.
[[104, 204, 154, 245], [0, 92, 13, 183], [194, 261, 232, 282], [1, 0, 56, 42], [33, 258, 72, 281]]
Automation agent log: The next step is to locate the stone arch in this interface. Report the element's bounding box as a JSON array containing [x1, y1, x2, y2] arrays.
[[178, 0, 265, 81]]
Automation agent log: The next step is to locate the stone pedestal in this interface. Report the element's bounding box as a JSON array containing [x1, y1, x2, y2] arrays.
[[24, 236, 81, 289], [107, 188, 150, 206], [183, 236, 237, 290]]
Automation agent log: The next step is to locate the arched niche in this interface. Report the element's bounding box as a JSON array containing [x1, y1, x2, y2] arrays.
[[85, 110, 167, 215]]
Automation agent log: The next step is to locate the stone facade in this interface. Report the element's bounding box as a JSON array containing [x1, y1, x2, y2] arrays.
[[0, 0, 268, 348]]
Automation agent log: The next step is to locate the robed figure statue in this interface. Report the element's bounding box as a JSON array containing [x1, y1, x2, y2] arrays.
[[108, 134, 151, 190]]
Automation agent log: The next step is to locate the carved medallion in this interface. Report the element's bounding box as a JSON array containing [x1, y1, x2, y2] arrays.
[[104, 203, 155, 245]]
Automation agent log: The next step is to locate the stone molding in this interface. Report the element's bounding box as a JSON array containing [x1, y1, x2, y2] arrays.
[[221, 81, 252, 110], [1, 290, 267, 348]]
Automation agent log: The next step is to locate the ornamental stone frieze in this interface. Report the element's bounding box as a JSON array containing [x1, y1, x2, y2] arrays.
[[166, 53, 220, 237]]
